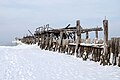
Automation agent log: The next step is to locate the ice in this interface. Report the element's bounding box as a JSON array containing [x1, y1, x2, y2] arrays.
[[0, 44, 120, 80]]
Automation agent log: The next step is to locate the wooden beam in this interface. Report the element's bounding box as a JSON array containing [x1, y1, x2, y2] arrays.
[[34, 26, 103, 36]]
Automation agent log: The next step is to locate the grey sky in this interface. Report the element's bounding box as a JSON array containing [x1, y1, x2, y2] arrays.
[[0, 0, 120, 45]]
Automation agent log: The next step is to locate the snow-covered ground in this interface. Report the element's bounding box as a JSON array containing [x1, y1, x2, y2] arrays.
[[0, 44, 120, 80]]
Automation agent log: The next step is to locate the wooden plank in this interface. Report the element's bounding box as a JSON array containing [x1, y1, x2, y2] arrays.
[[49, 27, 103, 33], [35, 27, 103, 36], [82, 27, 103, 32]]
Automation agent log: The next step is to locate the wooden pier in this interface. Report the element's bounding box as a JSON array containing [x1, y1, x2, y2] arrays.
[[20, 19, 120, 67]]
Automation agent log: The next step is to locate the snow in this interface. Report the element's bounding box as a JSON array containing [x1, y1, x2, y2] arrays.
[[0, 44, 120, 80], [12, 40, 23, 45], [69, 43, 104, 46]]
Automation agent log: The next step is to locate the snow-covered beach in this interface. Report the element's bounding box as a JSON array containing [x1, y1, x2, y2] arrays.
[[0, 44, 120, 80]]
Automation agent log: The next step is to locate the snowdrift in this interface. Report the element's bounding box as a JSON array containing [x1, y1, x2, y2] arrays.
[[0, 44, 120, 80]]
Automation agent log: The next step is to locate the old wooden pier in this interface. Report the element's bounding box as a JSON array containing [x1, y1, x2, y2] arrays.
[[20, 19, 120, 67]]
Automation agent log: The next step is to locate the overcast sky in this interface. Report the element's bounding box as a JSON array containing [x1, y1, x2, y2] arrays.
[[0, 0, 120, 45]]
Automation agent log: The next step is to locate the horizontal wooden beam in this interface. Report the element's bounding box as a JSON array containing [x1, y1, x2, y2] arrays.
[[34, 26, 103, 35]]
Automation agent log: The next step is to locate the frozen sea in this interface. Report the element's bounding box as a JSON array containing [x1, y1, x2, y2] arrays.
[[0, 44, 120, 80]]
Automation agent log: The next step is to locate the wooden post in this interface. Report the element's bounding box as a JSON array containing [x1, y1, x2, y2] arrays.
[[95, 26, 99, 39], [103, 19, 108, 65], [119, 37, 120, 55], [108, 40, 111, 65], [111, 38, 115, 65], [40, 34, 45, 49], [60, 31, 63, 46], [86, 32, 89, 39], [38, 35, 40, 46], [45, 33, 49, 50], [40, 35, 42, 48], [49, 33, 53, 51], [76, 20, 81, 57], [112, 38, 119, 66], [96, 31, 98, 39], [118, 38, 120, 67], [115, 38, 119, 66], [59, 31, 63, 53], [119, 38, 120, 55], [46, 24, 49, 31]]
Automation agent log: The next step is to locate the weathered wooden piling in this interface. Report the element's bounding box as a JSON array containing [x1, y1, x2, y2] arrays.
[[49, 33, 53, 51], [96, 31, 98, 39], [40, 34, 44, 49], [45, 33, 49, 50], [111, 38, 115, 65], [59, 31, 64, 53], [103, 19, 109, 66], [76, 20, 81, 57], [111, 37, 120, 66], [115, 38, 117, 65], [80, 46, 84, 58], [118, 38, 120, 67], [86, 32, 89, 39]]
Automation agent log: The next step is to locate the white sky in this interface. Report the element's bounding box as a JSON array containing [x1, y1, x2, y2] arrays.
[[0, 0, 120, 45]]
